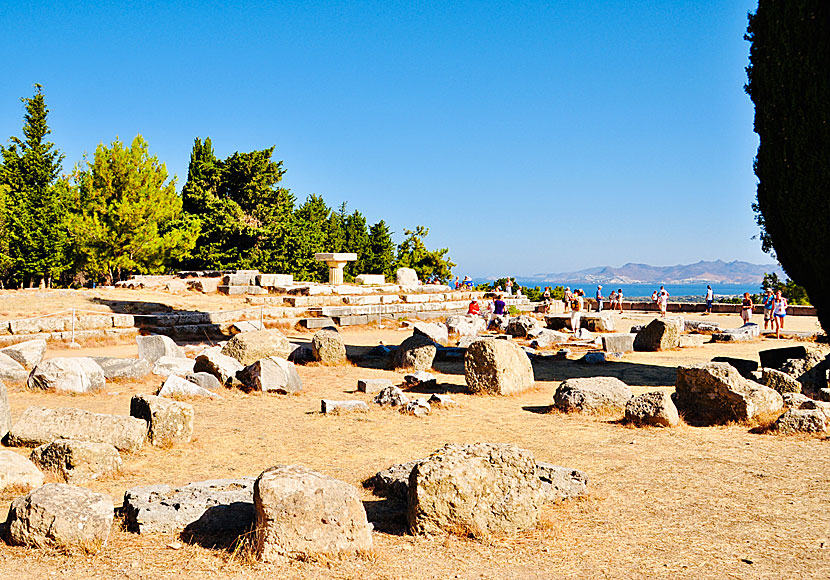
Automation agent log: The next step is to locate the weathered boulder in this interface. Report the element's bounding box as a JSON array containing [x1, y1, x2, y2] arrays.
[[130, 394, 194, 446], [137, 335, 184, 363], [530, 329, 569, 349], [800, 399, 830, 419], [759, 346, 809, 370], [535, 463, 589, 502], [237, 356, 302, 394], [90, 357, 152, 380], [464, 338, 534, 395], [357, 378, 394, 393], [633, 319, 680, 351], [1, 339, 47, 368], [445, 315, 486, 337], [311, 329, 347, 363], [28, 357, 105, 393], [779, 347, 830, 392], [355, 274, 386, 285], [321, 400, 368, 414], [761, 368, 803, 394], [158, 374, 222, 399], [6, 406, 148, 452], [674, 362, 783, 425], [601, 333, 636, 354], [403, 370, 437, 389], [683, 320, 722, 333], [396, 267, 419, 287], [123, 477, 256, 535], [782, 392, 812, 408], [193, 346, 244, 384], [185, 371, 224, 391], [489, 315, 509, 333], [392, 334, 437, 371], [0, 379, 9, 440], [554, 377, 633, 412], [581, 351, 607, 364], [365, 460, 420, 502], [408, 443, 542, 537], [6, 483, 114, 552], [221, 329, 292, 365], [506, 315, 541, 338], [254, 465, 373, 562], [428, 393, 456, 407], [678, 334, 708, 348], [625, 391, 680, 427], [373, 386, 409, 407], [773, 408, 827, 434], [711, 323, 761, 342], [151, 356, 195, 377], [413, 322, 449, 346], [0, 449, 44, 490], [30, 439, 122, 483], [404, 398, 431, 417], [0, 352, 28, 382], [581, 313, 616, 332]]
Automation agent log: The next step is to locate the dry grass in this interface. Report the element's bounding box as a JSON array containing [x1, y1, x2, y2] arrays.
[[1, 299, 829, 579]]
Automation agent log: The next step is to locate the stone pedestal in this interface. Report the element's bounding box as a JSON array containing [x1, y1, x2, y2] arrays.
[[314, 253, 357, 284]]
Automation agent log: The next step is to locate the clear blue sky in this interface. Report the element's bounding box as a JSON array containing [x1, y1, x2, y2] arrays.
[[0, 0, 768, 278]]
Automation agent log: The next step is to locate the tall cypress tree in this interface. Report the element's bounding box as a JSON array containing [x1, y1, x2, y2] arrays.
[[745, 2, 830, 330], [0, 85, 69, 287]]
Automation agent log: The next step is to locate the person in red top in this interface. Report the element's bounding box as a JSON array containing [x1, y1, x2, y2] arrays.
[[467, 299, 480, 316]]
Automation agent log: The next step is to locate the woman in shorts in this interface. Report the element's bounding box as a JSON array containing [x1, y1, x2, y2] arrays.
[[570, 290, 584, 335], [740, 292, 753, 324], [773, 290, 788, 338]]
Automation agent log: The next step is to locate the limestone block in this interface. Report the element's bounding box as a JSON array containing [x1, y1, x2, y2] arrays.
[[158, 374, 223, 399], [321, 400, 369, 414], [554, 377, 633, 412], [624, 391, 680, 427], [237, 357, 302, 394], [0, 449, 44, 491], [221, 329, 292, 365], [130, 394, 194, 446], [311, 329, 347, 363], [28, 357, 105, 393], [464, 338, 534, 395], [151, 356, 196, 377], [30, 439, 122, 483], [137, 335, 185, 363], [0, 338, 47, 368], [392, 334, 437, 371], [193, 345, 244, 384]]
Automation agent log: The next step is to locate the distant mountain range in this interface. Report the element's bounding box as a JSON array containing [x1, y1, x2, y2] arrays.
[[519, 260, 784, 285]]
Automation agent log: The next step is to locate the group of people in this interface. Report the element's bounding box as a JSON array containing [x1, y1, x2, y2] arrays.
[[467, 294, 508, 329], [649, 286, 670, 317], [740, 288, 789, 338]]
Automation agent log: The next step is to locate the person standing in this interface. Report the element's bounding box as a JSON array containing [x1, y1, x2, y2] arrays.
[[609, 289, 618, 311], [617, 288, 624, 313], [762, 288, 775, 330], [705, 285, 714, 315], [570, 289, 584, 334], [773, 290, 788, 338], [542, 286, 551, 314], [740, 292, 754, 325], [505, 278, 513, 296], [596, 285, 604, 312], [658, 286, 669, 317], [563, 287, 573, 313]]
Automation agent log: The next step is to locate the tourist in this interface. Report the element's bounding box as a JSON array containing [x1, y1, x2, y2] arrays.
[[454, 276, 460, 290], [596, 285, 604, 312], [570, 289, 584, 334], [651, 289, 658, 306], [516, 285, 523, 297], [467, 299, 480, 316], [542, 286, 551, 314], [489, 294, 507, 330], [462, 275, 472, 289], [774, 290, 788, 338], [609, 289, 618, 311], [762, 288, 775, 330], [505, 278, 513, 296], [740, 292, 754, 324], [705, 285, 714, 315], [563, 287, 573, 313], [617, 288, 624, 313], [658, 286, 669, 317]]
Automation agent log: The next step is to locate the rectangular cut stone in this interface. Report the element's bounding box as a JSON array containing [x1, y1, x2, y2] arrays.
[[222, 271, 260, 286], [402, 294, 432, 303], [111, 314, 135, 328], [300, 318, 336, 329], [602, 334, 636, 353], [333, 315, 369, 326], [357, 378, 394, 393], [7, 406, 147, 452], [321, 400, 369, 414], [257, 274, 293, 287], [355, 274, 386, 285], [343, 295, 382, 305]]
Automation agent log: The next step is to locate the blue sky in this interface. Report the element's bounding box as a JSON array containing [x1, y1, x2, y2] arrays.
[[0, 1, 768, 277]]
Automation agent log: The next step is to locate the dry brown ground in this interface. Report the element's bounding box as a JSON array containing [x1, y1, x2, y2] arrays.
[[0, 293, 828, 579]]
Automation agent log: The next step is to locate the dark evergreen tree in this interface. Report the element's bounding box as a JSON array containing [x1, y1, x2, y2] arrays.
[[290, 194, 331, 281], [395, 226, 455, 281], [366, 219, 395, 280], [0, 85, 70, 287], [343, 210, 370, 279], [746, 1, 830, 329]]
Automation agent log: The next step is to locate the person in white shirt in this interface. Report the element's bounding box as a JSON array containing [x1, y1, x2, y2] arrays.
[[705, 285, 714, 314], [658, 286, 669, 317], [773, 290, 788, 338]]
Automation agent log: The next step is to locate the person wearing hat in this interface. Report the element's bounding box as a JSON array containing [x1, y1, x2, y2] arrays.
[[467, 298, 480, 316], [596, 285, 604, 312]]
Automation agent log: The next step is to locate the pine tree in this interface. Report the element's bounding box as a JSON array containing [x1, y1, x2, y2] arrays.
[[366, 219, 396, 280], [0, 85, 69, 287], [73, 135, 198, 284], [344, 210, 370, 278]]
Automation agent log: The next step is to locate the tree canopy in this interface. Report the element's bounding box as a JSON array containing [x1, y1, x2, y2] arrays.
[[746, 1, 830, 328]]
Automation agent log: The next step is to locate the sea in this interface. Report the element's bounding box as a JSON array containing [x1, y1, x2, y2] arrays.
[[473, 280, 760, 300]]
